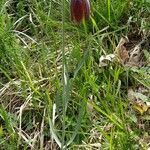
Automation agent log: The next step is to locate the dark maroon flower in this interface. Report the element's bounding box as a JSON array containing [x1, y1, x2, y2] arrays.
[[70, 0, 90, 23]]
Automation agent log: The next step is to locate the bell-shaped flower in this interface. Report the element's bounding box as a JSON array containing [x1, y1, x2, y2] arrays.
[[70, 0, 90, 23]]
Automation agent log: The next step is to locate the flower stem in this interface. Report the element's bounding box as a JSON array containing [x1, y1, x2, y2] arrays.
[[61, 0, 66, 149]]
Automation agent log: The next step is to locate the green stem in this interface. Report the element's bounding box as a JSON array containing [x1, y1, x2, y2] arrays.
[[107, 0, 111, 21], [62, 0, 66, 149]]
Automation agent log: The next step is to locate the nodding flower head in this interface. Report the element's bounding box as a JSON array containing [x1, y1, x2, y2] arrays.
[[70, 0, 90, 23]]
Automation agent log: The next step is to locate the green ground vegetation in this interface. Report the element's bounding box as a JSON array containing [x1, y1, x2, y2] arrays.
[[0, 0, 150, 149]]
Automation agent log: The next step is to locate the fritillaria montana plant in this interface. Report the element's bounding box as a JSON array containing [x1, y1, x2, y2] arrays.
[[70, 0, 91, 23], [59, 0, 91, 149]]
